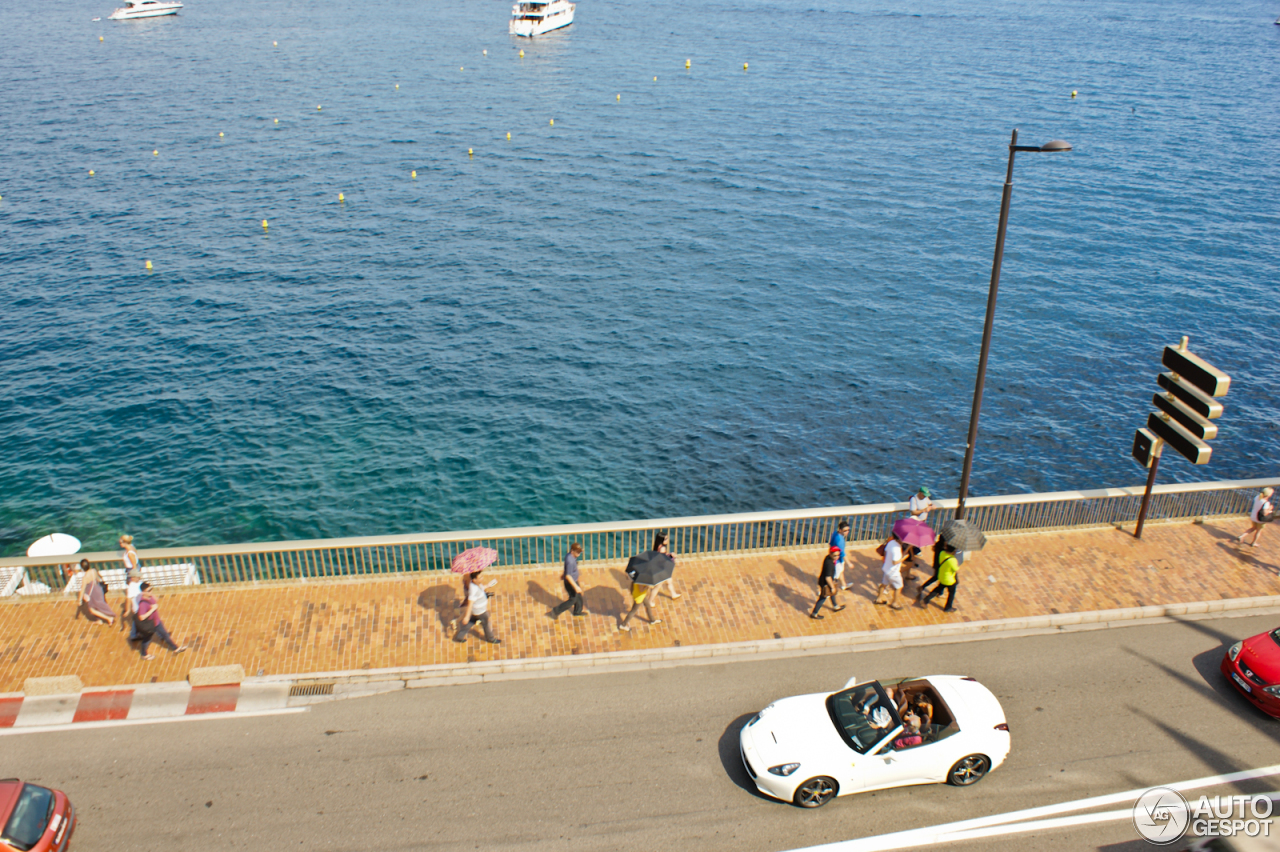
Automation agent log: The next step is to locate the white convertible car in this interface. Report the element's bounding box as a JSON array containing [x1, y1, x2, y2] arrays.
[[739, 675, 1011, 807]]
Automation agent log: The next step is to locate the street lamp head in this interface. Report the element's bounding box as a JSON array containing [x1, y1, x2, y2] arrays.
[[1038, 139, 1072, 152]]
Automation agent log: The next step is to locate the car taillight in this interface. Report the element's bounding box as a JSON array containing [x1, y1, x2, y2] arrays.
[[995, 723, 1009, 731], [961, 677, 978, 682]]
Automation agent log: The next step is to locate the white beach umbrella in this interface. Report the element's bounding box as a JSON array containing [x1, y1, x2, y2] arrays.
[[26, 533, 82, 558]]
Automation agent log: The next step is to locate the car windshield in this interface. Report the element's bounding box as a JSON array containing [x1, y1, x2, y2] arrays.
[[826, 681, 901, 754], [1270, 629, 1280, 649], [1, 783, 54, 851]]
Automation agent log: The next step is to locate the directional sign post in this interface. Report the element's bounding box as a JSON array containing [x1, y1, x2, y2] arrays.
[[1132, 336, 1230, 538]]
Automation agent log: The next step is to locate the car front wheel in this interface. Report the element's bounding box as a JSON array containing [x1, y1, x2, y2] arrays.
[[947, 754, 991, 786], [793, 776, 838, 808]]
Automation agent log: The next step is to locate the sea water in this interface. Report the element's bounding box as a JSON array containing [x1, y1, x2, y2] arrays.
[[1, 0, 1277, 555]]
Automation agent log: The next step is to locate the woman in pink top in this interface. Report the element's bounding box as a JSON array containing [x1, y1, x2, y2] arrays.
[[135, 582, 187, 660]]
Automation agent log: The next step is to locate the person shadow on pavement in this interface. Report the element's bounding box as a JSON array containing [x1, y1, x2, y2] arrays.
[[416, 584, 461, 632], [526, 580, 560, 610]]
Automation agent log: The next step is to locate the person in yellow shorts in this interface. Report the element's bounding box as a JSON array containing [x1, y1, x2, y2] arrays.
[[619, 581, 661, 631]]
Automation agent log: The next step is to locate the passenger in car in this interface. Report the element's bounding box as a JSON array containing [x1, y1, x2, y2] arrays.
[[911, 692, 934, 729], [893, 709, 923, 749]]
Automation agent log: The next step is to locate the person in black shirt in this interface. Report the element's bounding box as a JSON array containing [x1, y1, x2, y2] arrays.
[[810, 546, 847, 619]]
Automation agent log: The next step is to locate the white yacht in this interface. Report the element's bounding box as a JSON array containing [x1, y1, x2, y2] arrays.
[[509, 0, 574, 37], [109, 0, 183, 20]]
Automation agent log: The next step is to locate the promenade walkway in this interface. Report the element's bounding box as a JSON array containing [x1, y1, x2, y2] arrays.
[[0, 517, 1275, 693]]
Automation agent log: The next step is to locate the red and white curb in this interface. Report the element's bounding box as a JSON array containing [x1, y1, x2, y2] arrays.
[[0, 682, 303, 734]]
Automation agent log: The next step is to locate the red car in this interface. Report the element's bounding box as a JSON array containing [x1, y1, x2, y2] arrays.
[[1221, 628, 1280, 717], [0, 779, 74, 852]]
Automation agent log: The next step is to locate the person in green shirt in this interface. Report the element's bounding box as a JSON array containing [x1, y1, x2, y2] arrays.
[[918, 543, 959, 612]]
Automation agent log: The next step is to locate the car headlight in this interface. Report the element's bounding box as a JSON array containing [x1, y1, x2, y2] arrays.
[[1228, 641, 1243, 661], [1263, 685, 1280, 698], [751, 704, 774, 726], [768, 763, 801, 777]]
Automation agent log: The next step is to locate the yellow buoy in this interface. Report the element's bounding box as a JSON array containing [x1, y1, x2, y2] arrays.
[[338, 192, 344, 202], [99, 35, 104, 42], [1071, 90, 1077, 98], [218, 131, 224, 137], [519, 49, 524, 58], [145, 260, 152, 270], [653, 76, 657, 82], [468, 148, 473, 157], [617, 93, 621, 101], [317, 105, 322, 111], [274, 118, 278, 124], [506, 131, 511, 140], [89, 169, 95, 176], [743, 62, 749, 70], [411, 170, 417, 178], [460, 66, 464, 71], [153, 149, 158, 156], [395, 83, 399, 89], [483, 49, 487, 56], [262, 219, 269, 230], [549, 118, 554, 126], [685, 58, 690, 68], [273, 40, 277, 46]]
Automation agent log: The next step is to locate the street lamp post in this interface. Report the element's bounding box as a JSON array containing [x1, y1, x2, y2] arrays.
[[954, 129, 1072, 521]]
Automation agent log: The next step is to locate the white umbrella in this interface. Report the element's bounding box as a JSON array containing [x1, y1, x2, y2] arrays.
[[26, 533, 82, 558]]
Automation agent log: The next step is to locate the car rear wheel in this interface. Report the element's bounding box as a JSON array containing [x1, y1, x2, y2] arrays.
[[793, 776, 838, 808], [948, 754, 991, 786]]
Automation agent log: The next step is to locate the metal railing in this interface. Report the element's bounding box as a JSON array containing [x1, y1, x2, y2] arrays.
[[2, 477, 1274, 594]]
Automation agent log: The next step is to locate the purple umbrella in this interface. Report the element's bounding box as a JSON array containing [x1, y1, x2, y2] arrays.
[[892, 518, 936, 549]]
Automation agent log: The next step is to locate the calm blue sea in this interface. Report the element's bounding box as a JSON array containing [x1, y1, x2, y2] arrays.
[[1, 0, 1278, 556]]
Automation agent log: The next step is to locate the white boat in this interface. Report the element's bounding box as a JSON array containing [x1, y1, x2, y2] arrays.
[[509, 0, 574, 37], [109, 0, 183, 20]]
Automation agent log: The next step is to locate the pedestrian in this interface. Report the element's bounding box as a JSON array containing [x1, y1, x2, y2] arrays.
[[453, 569, 502, 644], [918, 543, 960, 612], [119, 534, 140, 573], [619, 581, 661, 631], [916, 540, 944, 601], [120, 568, 143, 644], [828, 520, 851, 591], [550, 542, 586, 618], [1239, 487, 1275, 547], [909, 487, 933, 521], [873, 532, 905, 610], [134, 582, 187, 659], [810, 546, 846, 619], [651, 532, 681, 600], [78, 560, 115, 625]]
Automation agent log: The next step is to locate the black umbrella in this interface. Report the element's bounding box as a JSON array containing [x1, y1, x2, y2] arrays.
[[938, 519, 988, 552], [626, 550, 675, 586]]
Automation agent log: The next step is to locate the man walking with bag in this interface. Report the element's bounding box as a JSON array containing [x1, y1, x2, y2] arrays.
[[551, 542, 586, 618]]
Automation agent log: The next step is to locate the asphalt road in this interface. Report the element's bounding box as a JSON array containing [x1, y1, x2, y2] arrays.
[[9, 612, 1280, 852]]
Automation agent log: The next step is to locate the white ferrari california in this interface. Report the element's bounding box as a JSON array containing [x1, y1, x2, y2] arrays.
[[739, 674, 1010, 807]]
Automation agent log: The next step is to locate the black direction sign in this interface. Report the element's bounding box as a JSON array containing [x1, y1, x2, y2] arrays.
[[1156, 372, 1224, 420], [1162, 345, 1231, 397], [1147, 412, 1211, 465], [1132, 428, 1161, 469], [1152, 392, 1218, 440]]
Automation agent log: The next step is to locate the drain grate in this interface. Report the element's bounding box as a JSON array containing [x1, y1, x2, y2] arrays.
[[289, 683, 335, 697]]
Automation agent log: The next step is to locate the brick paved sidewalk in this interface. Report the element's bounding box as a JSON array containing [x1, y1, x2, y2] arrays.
[[1, 518, 1276, 692]]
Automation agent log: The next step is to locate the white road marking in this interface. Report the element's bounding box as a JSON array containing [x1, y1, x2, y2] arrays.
[[0, 706, 308, 737], [785, 763, 1280, 851]]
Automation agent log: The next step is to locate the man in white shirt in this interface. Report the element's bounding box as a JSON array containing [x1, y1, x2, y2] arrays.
[[909, 487, 933, 521], [874, 533, 905, 610], [1239, 487, 1275, 547], [125, 569, 143, 646]]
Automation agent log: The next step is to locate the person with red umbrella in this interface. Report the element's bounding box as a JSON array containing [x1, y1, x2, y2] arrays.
[[451, 547, 502, 645]]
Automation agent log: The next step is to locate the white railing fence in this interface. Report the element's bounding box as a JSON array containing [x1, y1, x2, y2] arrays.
[[2, 478, 1274, 594]]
